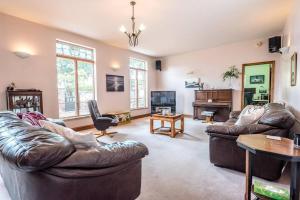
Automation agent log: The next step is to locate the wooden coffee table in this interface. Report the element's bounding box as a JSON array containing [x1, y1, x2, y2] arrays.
[[150, 114, 184, 138]]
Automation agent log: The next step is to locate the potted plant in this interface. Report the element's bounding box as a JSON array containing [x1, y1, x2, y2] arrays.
[[222, 65, 240, 88]]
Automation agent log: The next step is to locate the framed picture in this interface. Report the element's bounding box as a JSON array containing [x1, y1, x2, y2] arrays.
[[106, 75, 124, 92], [185, 78, 200, 88], [250, 75, 265, 84], [291, 52, 297, 86]]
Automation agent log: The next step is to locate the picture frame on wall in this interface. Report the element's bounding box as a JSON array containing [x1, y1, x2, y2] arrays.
[[291, 52, 297, 86], [250, 75, 265, 84], [106, 74, 125, 92], [185, 78, 200, 88]]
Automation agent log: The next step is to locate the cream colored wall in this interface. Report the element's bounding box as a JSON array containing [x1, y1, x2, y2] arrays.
[[277, 0, 300, 123], [157, 39, 280, 115], [0, 13, 157, 128]]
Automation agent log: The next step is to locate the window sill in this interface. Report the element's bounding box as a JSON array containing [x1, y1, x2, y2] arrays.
[[130, 107, 149, 111], [62, 115, 91, 121]]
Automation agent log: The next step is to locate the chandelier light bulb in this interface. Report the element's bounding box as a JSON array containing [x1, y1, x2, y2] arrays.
[[139, 24, 146, 31], [120, 25, 127, 33]]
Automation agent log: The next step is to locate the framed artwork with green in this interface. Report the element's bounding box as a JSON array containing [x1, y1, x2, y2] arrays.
[[291, 52, 297, 86]]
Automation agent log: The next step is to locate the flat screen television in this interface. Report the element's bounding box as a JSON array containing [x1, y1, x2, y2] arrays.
[[151, 91, 176, 113]]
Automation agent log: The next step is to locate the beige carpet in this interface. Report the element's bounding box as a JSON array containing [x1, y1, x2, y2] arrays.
[[0, 117, 290, 200]]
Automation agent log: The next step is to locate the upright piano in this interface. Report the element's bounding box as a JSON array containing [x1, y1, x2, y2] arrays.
[[193, 89, 233, 122]]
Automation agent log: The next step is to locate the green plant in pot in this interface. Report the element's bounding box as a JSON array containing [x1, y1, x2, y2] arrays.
[[222, 65, 240, 88]]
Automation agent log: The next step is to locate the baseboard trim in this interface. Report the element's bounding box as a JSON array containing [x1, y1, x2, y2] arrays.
[[73, 124, 95, 131], [131, 113, 151, 120], [73, 113, 151, 131]]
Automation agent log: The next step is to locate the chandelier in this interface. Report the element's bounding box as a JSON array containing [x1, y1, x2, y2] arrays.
[[120, 1, 145, 47]]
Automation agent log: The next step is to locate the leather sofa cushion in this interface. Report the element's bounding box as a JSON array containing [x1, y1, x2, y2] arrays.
[[55, 141, 149, 169], [259, 109, 295, 129], [206, 123, 275, 138], [0, 112, 75, 171]]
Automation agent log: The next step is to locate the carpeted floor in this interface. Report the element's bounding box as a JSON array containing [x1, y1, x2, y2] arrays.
[[0, 117, 290, 200]]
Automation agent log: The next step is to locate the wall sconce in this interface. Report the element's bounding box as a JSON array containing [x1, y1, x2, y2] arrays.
[[111, 63, 121, 71], [14, 51, 31, 59]]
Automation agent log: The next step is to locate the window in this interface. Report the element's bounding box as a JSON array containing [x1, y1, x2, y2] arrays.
[[129, 58, 148, 109], [56, 40, 95, 118]]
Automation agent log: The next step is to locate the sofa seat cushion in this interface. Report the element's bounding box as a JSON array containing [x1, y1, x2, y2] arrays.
[[0, 112, 75, 171]]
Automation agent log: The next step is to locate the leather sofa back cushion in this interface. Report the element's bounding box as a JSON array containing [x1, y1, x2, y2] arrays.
[[0, 112, 75, 171], [259, 109, 295, 129]]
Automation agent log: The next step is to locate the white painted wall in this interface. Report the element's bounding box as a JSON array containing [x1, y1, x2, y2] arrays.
[[0, 14, 157, 128], [276, 0, 300, 128], [157, 39, 280, 115]]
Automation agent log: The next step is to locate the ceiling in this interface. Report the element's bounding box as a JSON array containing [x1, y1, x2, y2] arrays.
[[0, 0, 292, 57]]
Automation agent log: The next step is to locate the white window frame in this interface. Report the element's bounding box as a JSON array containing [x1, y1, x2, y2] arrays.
[[129, 57, 148, 110], [56, 40, 96, 119]]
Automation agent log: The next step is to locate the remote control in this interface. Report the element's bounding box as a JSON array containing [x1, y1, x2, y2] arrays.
[[266, 135, 282, 141]]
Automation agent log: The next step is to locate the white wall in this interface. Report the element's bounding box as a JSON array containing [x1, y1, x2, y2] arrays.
[[0, 13, 157, 128], [276, 0, 300, 130], [157, 39, 280, 115]]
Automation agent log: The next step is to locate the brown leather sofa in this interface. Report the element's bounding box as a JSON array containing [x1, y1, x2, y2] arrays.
[[0, 111, 148, 200], [206, 103, 295, 181]]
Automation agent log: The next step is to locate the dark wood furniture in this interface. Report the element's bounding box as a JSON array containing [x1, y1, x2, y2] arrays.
[[193, 89, 232, 122], [237, 134, 300, 200], [150, 114, 184, 138], [6, 90, 43, 113]]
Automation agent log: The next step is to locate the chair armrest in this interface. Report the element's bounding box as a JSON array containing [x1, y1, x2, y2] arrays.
[[229, 111, 241, 119], [102, 114, 117, 119], [206, 124, 276, 137], [53, 141, 149, 169], [96, 117, 114, 123]]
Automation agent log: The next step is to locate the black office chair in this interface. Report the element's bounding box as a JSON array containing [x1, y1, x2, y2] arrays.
[[88, 100, 118, 137]]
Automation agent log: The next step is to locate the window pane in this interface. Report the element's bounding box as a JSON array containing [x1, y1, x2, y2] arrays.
[[129, 58, 147, 70], [56, 41, 94, 61], [56, 57, 76, 118], [129, 58, 148, 109], [78, 61, 95, 115]]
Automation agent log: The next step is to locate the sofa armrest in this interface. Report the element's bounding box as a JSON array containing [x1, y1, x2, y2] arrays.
[[229, 111, 241, 119], [54, 140, 148, 169], [206, 124, 276, 137]]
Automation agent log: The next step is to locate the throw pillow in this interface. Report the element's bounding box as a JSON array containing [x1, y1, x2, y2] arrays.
[[235, 105, 265, 126], [18, 112, 47, 127], [39, 120, 99, 149]]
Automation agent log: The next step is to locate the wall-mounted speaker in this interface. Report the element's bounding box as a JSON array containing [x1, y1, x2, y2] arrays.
[[269, 36, 281, 53], [155, 60, 162, 71]]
